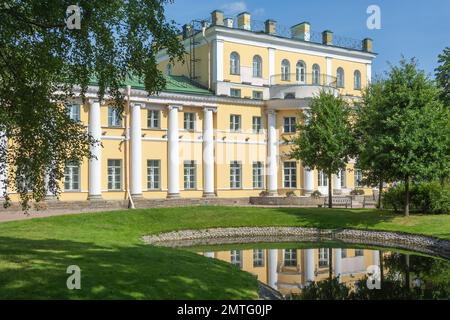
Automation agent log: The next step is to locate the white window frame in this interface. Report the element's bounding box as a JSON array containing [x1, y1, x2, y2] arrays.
[[147, 159, 161, 190], [230, 52, 240, 75], [283, 117, 296, 133], [337, 67, 345, 88], [312, 64, 321, 85], [284, 249, 297, 267], [64, 161, 80, 191], [107, 159, 122, 191], [253, 249, 265, 267], [318, 170, 328, 187], [230, 114, 241, 132], [252, 90, 263, 100], [283, 161, 297, 189], [340, 168, 346, 188], [230, 88, 241, 98], [296, 61, 306, 83], [354, 70, 362, 90], [318, 248, 329, 267], [183, 112, 196, 131], [147, 110, 160, 129], [230, 250, 242, 268], [252, 161, 264, 189], [183, 160, 196, 190], [108, 107, 122, 127], [355, 169, 363, 188], [66, 104, 80, 122], [230, 161, 242, 189], [252, 116, 262, 133], [253, 55, 262, 78], [281, 59, 291, 81]]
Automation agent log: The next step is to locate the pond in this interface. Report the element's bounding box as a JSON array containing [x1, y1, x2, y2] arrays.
[[192, 244, 450, 300]]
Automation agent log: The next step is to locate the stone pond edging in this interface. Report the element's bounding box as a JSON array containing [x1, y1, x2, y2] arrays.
[[143, 227, 450, 259]]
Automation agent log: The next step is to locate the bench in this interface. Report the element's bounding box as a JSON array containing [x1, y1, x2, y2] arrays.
[[323, 196, 352, 208]]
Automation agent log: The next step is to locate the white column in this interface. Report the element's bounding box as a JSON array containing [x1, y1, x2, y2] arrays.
[[326, 56, 333, 86], [203, 107, 215, 197], [303, 167, 314, 194], [268, 47, 275, 85], [268, 249, 278, 289], [333, 172, 342, 195], [267, 111, 278, 196], [366, 63, 372, 85], [304, 249, 315, 284], [167, 105, 182, 198], [372, 250, 380, 267], [212, 39, 224, 83], [130, 103, 142, 197], [88, 100, 102, 200], [334, 248, 342, 282]]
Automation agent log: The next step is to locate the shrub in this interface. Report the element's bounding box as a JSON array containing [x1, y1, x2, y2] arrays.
[[259, 190, 270, 197], [382, 182, 450, 214], [311, 190, 322, 198], [350, 189, 365, 196], [285, 191, 297, 197]]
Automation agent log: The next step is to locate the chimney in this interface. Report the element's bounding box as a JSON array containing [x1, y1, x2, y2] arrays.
[[322, 30, 333, 45], [362, 38, 373, 52], [224, 17, 234, 28], [291, 22, 310, 41], [237, 12, 251, 30], [211, 10, 224, 26], [265, 19, 276, 35], [182, 24, 193, 39]]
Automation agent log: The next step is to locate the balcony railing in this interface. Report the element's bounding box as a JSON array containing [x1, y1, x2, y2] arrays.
[[269, 73, 337, 87]]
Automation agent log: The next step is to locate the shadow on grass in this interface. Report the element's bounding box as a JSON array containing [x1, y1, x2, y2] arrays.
[[0, 237, 257, 300]]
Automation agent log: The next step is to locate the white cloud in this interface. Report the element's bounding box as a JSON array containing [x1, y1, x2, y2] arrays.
[[221, 1, 247, 15]]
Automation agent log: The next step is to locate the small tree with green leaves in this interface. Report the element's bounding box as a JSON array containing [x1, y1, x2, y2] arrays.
[[435, 47, 450, 106], [290, 90, 353, 208]]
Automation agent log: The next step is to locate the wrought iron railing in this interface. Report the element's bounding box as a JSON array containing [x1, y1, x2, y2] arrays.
[[269, 73, 337, 87]]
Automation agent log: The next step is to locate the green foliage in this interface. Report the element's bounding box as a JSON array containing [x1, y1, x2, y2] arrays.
[[311, 190, 322, 198], [382, 182, 450, 214], [435, 47, 450, 105], [285, 191, 296, 197], [294, 277, 349, 300], [0, 1, 185, 209]]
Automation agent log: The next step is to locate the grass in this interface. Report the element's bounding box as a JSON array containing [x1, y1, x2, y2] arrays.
[[0, 206, 449, 299]]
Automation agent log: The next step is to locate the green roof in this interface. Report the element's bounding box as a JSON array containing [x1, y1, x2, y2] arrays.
[[90, 74, 213, 96]]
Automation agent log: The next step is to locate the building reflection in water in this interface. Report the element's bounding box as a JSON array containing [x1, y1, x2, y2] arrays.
[[201, 248, 381, 296]]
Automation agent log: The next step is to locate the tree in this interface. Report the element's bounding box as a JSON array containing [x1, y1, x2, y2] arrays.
[[357, 58, 449, 216], [290, 90, 353, 208], [0, 1, 184, 209], [435, 47, 450, 106]]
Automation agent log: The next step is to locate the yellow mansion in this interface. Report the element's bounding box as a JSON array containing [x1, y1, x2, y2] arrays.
[[4, 10, 377, 202]]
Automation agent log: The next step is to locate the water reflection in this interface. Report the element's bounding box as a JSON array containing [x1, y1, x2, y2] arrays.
[[199, 247, 450, 299]]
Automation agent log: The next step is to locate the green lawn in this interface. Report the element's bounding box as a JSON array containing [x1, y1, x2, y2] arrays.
[[0, 206, 449, 299]]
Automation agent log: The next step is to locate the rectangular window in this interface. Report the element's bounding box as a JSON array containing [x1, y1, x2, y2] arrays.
[[340, 168, 346, 188], [318, 170, 328, 187], [283, 162, 297, 188], [230, 250, 242, 269], [64, 161, 80, 191], [230, 114, 241, 132], [318, 248, 329, 267], [147, 160, 160, 190], [230, 88, 241, 98], [355, 249, 364, 257], [253, 161, 264, 189], [230, 161, 242, 189], [183, 112, 195, 131], [341, 249, 347, 258], [107, 159, 122, 190], [108, 107, 122, 127], [147, 110, 160, 129], [252, 116, 262, 133], [355, 169, 363, 187], [284, 249, 297, 267], [252, 91, 263, 100], [183, 161, 196, 190], [66, 104, 80, 122], [283, 117, 296, 133], [253, 249, 265, 267]]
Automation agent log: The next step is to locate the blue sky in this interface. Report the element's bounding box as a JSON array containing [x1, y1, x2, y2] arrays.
[[164, 0, 450, 78]]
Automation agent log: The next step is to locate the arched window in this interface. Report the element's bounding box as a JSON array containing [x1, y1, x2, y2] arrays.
[[312, 64, 320, 85], [296, 61, 306, 83], [336, 67, 345, 88], [253, 55, 262, 78], [166, 63, 173, 76], [230, 52, 240, 75], [281, 59, 290, 81], [354, 70, 361, 90]]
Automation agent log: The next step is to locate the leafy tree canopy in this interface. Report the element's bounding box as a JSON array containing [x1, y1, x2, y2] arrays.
[[435, 47, 450, 106], [0, 1, 184, 208]]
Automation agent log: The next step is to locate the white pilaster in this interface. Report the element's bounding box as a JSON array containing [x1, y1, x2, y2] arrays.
[[326, 56, 333, 85], [304, 249, 315, 284], [334, 248, 342, 282], [213, 39, 224, 83], [372, 250, 380, 266], [203, 107, 216, 197], [130, 103, 142, 197], [333, 173, 342, 195], [267, 110, 278, 196], [268, 249, 278, 289], [88, 100, 102, 200], [366, 63, 372, 85], [268, 48, 276, 85], [303, 167, 314, 194], [167, 105, 182, 198]]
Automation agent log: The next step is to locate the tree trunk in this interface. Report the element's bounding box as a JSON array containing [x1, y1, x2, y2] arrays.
[[404, 176, 410, 216], [378, 179, 383, 209], [328, 248, 333, 280], [328, 170, 333, 208]]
